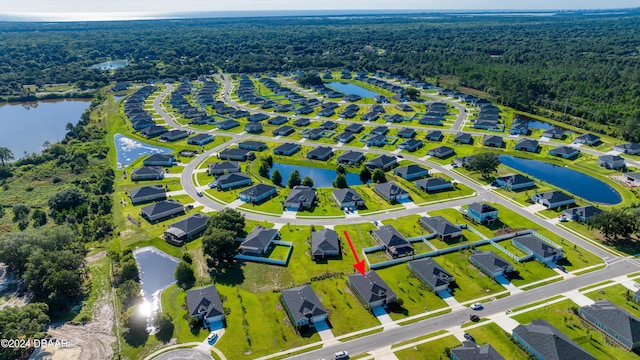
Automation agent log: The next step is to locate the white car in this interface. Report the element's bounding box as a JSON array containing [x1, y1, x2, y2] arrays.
[[334, 351, 349, 360], [470, 302, 483, 310], [207, 331, 218, 344]]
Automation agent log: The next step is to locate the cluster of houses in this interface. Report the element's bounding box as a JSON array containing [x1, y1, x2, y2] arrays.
[[419, 102, 450, 126], [124, 86, 159, 132], [169, 81, 214, 126]]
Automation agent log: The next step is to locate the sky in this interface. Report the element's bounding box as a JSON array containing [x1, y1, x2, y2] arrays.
[[0, 0, 638, 21]]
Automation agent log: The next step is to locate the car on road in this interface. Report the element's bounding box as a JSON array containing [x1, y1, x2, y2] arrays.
[[334, 350, 349, 359], [469, 314, 480, 322], [373, 221, 380, 226], [470, 302, 483, 310], [396, 155, 404, 158], [207, 331, 218, 344], [463, 333, 475, 342], [197, 191, 203, 197]]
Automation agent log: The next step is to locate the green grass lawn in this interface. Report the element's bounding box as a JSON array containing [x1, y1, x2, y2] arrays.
[[334, 223, 379, 251], [299, 188, 345, 217], [434, 250, 506, 302], [512, 299, 640, 360], [353, 185, 404, 214], [382, 215, 426, 238], [585, 284, 640, 319], [474, 244, 558, 287], [466, 322, 532, 360], [394, 335, 461, 360], [265, 244, 291, 261]]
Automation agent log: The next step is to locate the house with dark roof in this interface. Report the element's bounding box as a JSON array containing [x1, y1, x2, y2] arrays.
[[141, 125, 168, 138], [425, 130, 443, 142], [186, 285, 225, 329], [370, 126, 388, 135], [273, 143, 301, 156], [238, 226, 279, 256], [347, 271, 397, 309], [415, 177, 452, 193], [574, 133, 601, 146], [338, 151, 366, 166], [419, 116, 443, 126], [332, 188, 365, 210], [304, 128, 325, 140], [361, 111, 379, 121], [541, 127, 566, 139], [495, 174, 535, 191], [467, 203, 498, 224], [238, 141, 267, 151], [614, 142, 640, 155], [187, 133, 214, 146], [131, 166, 165, 181], [132, 118, 156, 131], [454, 133, 473, 144], [563, 205, 602, 223], [219, 148, 255, 162], [335, 131, 355, 143], [164, 213, 211, 245], [281, 285, 328, 328], [597, 155, 625, 170], [549, 146, 579, 159], [365, 134, 388, 147], [419, 216, 462, 240], [395, 103, 413, 112], [311, 229, 340, 259], [345, 123, 364, 133], [395, 128, 416, 139], [372, 225, 414, 258], [366, 155, 397, 171], [451, 342, 505, 360], [239, 184, 277, 204], [374, 182, 410, 203], [625, 172, 640, 186], [408, 258, 454, 292], [160, 130, 189, 142], [514, 138, 540, 153], [210, 172, 252, 190], [273, 126, 295, 137], [307, 146, 333, 161], [293, 118, 311, 127], [428, 146, 455, 159], [143, 154, 175, 167], [244, 122, 263, 134], [512, 234, 563, 263], [398, 139, 423, 152], [268, 116, 289, 125], [513, 320, 596, 360], [140, 200, 185, 222], [388, 114, 405, 123], [469, 250, 514, 278], [129, 185, 166, 205], [510, 121, 529, 136], [483, 135, 504, 148], [393, 165, 429, 180], [579, 301, 640, 350], [531, 191, 575, 209], [285, 186, 317, 210], [208, 161, 240, 176], [374, 95, 389, 103], [319, 121, 338, 130], [217, 119, 240, 130]]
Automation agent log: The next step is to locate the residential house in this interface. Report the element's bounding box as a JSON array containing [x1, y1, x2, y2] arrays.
[[284, 186, 317, 210], [244, 122, 263, 134], [366, 155, 397, 171], [365, 134, 388, 147], [419, 116, 443, 126], [319, 121, 338, 130], [186, 285, 225, 330], [141, 125, 168, 138], [495, 174, 536, 191], [345, 123, 364, 133], [398, 139, 423, 152], [513, 320, 596, 360], [374, 95, 389, 103], [483, 135, 504, 148], [238, 141, 267, 151], [239, 184, 277, 204], [208, 161, 240, 176], [281, 285, 328, 328], [130, 166, 165, 181], [467, 202, 498, 224], [374, 182, 410, 203], [451, 342, 505, 360], [419, 216, 462, 240], [347, 271, 397, 309], [394, 165, 429, 180], [625, 172, 640, 186], [217, 119, 240, 130], [307, 146, 334, 161], [140, 200, 184, 222], [273, 143, 301, 156], [164, 213, 211, 245], [187, 133, 214, 146], [454, 133, 473, 144], [335, 131, 355, 143], [311, 229, 341, 259], [408, 258, 454, 292], [597, 155, 625, 170], [541, 127, 566, 139], [129, 185, 166, 205], [512, 234, 563, 263], [531, 191, 575, 209], [428, 146, 455, 159], [210, 172, 252, 190], [397, 128, 417, 139], [579, 301, 640, 350], [143, 154, 175, 167], [337, 151, 365, 166], [268, 116, 289, 125], [415, 177, 452, 193], [370, 126, 388, 135], [574, 133, 601, 146], [395, 104, 413, 112], [273, 126, 295, 137], [549, 146, 579, 159], [332, 188, 365, 210], [510, 121, 529, 135], [372, 225, 414, 258], [514, 138, 540, 152], [425, 130, 443, 142], [563, 205, 602, 223], [388, 114, 405, 123], [238, 226, 279, 256], [613, 142, 640, 155], [361, 112, 379, 121], [160, 129, 189, 142], [304, 128, 325, 140], [218, 148, 255, 161], [293, 118, 311, 127], [469, 250, 514, 278]]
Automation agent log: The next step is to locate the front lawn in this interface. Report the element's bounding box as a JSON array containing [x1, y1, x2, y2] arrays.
[[434, 250, 506, 302], [394, 335, 461, 360], [466, 323, 531, 360], [334, 223, 379, 250], [382, 215, 425, 238]]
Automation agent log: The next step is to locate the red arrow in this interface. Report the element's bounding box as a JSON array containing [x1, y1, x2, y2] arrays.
[[343, 230, 366, 276]]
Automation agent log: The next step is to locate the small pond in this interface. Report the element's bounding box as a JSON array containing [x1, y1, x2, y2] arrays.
[[133, 247, 179, 317], [91, 60, 129, 71], [269, 162, 366, 187], [326, 82, 381, 98], [524, 120, 553, 130], [499, 155, 622, 204], [114, 133, 172, 169]]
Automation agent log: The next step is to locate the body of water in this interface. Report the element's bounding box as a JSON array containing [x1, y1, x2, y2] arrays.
[[499, 155, 621, 204], [525, 120, 553, 130], [91, 60, 129, 71], [0, 99, 90, 158], [133, 247, 179, 318], [269, 162, 365, 187], [114, 133, 172, 169], [326, 82, 380, 98]]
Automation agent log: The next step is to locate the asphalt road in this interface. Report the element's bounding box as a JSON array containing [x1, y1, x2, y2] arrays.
[[154, 349, 212, 360]]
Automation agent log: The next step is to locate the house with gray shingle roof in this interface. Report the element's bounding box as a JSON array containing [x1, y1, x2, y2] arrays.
[[514, 138, 539, 152], [393, 165, 429, 181], [483, 135, 504, 148], [164, 213, 211, 245], [130, 166, 165, 181], [397, 128, 417, 139], [186, 285, 225, 329], [307, 146, 334, 161], [218, 148, 255, 161], [311, 229, 340, 260], [140, 200, 185, 222], [239, 184, 277, 204], [579, 301, 640, 350], [129, 185, 166, 205], [415, 177, 452, 193], [347, 271, 397, 309], [281, 285, 328, 328], [143, 154, 175, 167], [419, 216, 462, 240], [513, 319, 595, 360], [451, 342, 505, 360], [469, 250, 514, 279], [337, 151, 365, 166], [239, 226, 279, 256], [332, 188, 365, 210], [574, 133, 601, 146], [495, 174, 535, 191], [371, 225, 414, 258], [597, 155, 625, 170], [273, 142, 301, 156], [285, 186, 317, 210], [531, 191, 575, 209], [512, 234, 563, 263], [374, 182, 410, 203], [366, 155, 397, 171], [408, 258, 454, 292], [613, 142, 640, 155], [210, 172, 252, 190], [549, 145, 579, 159], [428, 146, 455, 159], [208, 161, 240, 176], [563, 205, 602, 223]]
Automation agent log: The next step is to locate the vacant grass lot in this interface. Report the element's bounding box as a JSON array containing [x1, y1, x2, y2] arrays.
[[466, 322, 532, 360], [334, 223, 379, 250], [394, 335, 461, 360]]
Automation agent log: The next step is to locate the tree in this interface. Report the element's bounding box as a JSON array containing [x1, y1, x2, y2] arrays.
[[359, 167, 372, 184], [154, 312, 174, 343], [12, 204, 30, 223], [372, 169, 387, 184], [405, 88, 419, 100], [207, 208, 246, 238], [287, 169, 302, 189], [202, 228, 238, 266], [117, 279, 142, 308], [119, 254, 140, 283], [271, 169, 283, 186], [336, 164, 346, 175], [333, 174, 348, 188], [47, 187, 87, 214], [0, 303, 49, 360], [31, 209, 47, 227], [258, 159, 270, 178], [122, 305, 149, 346], [302, 176, 314, 187], [174, 261, 195, 289], [467, 153, 501, 180], [297, 72, 323, 87], [0, 147, 14, 167], [587, 209, 639, 240]]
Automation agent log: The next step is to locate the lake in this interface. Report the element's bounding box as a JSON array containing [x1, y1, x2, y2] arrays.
[[269, 162, 366, 187], [499, 155, 622, 204], [326, 82, 381, 98], [0, 99, 91, 158], [91, 60, 129, 70], [133, 247, 179, 318], [525, 120, 553, 130], [114, 134, 172, 169]]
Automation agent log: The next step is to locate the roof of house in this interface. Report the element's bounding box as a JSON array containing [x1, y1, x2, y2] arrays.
[[455, 132, 472, 141], [575, 133, 600, 142], [215, 172, 251, 185], [483, 135, 504, 145], [542, 127, 566, 136], [311, 228, 340, 256], [130, 185, 165, 200], [426, 130, 442, 138], [167, 213, 211, 238], [145, 154, 174, 163], [372, 225, 410, 248], [240, 226, 278, 252], [209, 161, 240, 172], [580, 300, 640, 346], [220, 148, 252, 157], [274, 142, 300, 152], [338, 151, 365, 162], [513, 234, 560, 259], [366, 155, 397, 168], [409, 258, 453, 289], [399, 139, 422, 148], [470, 250, 512, 274], [308, 146, 333, 157], [551, 146, 579, 155], [281, 285, 327, 324], [186, 285, 224, 320], [239, 183, 276, 199], [131, 166, 165, 177], [626, 172, 640, 181], [535, 190, 574, 203], [513, 319, 596, 360], [239, 140, 266, 148], [333, 188, 363, 204], [374, 182, 409, 198], [429, 146, 454, 156], [564, 205, 602, 219], [515, 138, 539, 148], [468, 202, 498, 215], [420, 216, 460, 236], [141, 200, 183, 217], [190, 133, 213, 142], [496, 174, 534, 186], [415, 177, 451, 188], [398, 128, 417, 137], [285, 186, 317, 204], [348, 270, 397, 304], [615, 142, 640, 151], [598, 154, 624, 162], [451, 342, 505, 360], [395, 165, 428, 178], [345, 123, 364, 133]]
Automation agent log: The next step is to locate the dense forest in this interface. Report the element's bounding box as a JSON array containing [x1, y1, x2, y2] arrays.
[[1, 11, 640, 140]]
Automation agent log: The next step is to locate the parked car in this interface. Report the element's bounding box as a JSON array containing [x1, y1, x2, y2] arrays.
[[197, 191, 203, 197], [470, 302, 483, 310], [334, 350, 349, 359], [207, 331, 218, 344], [464, 333, 475, 342], [469, 314, 480, 322]]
